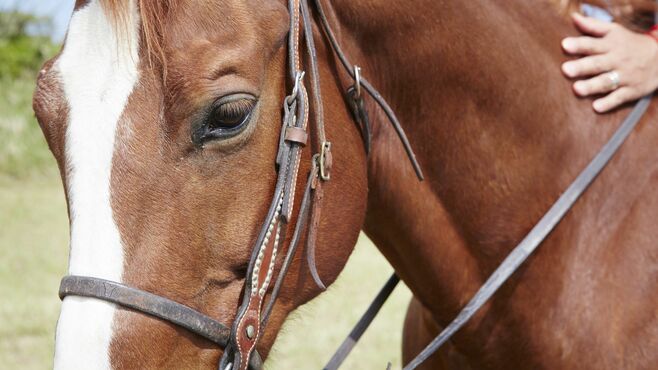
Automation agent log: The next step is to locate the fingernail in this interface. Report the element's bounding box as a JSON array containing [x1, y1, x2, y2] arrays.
[[593, 100, 605, 112], [562, 38, 574, 51], [562, 62, 575, 76], [573, 81, 586, 95]]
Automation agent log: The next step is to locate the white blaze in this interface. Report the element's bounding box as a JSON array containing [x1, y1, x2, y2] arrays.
[[53, 1, 140, 369]]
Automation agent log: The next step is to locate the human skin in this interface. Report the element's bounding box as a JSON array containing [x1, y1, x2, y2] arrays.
[[561, 12, 658, 112]]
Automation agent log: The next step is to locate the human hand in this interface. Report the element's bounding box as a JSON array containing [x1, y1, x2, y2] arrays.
[[561, 12, 658, 113]]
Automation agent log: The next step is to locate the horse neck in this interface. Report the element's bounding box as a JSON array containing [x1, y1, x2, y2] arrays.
[[328, 0, 633, 320]]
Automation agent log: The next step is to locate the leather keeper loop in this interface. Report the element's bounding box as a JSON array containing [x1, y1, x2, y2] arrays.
[[284, 126, 308, 146]]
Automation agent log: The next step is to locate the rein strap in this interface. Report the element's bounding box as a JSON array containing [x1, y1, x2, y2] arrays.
[[404, 94, 652, 369], [322, 95, 652, 370]]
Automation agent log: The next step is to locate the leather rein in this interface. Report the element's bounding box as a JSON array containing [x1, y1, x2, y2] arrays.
[[58, 1, 422, 370], [323, 94, 652, 370]]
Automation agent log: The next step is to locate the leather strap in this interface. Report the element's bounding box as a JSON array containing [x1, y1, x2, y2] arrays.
[[285, 126, 309, 146], [403, 94, 653, 370], [347, 85, 372, 155], [261, 160, 319, 328], [300, 0, 330, 289], [320, 97, 652, 370], [58, 275, 264, 369], [222, 1, 313, 369], [323, 274, 400, 370], [305, 160, 327, 290], [311, 0, 424, 180]]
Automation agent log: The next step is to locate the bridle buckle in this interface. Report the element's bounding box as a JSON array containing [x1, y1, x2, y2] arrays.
[[285, 71, 305, 107], [354, 65, 362, 99], [319, 141, 332, 181]]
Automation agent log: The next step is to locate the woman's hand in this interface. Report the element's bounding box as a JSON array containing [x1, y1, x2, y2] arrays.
[[561, 12, 658, 113]]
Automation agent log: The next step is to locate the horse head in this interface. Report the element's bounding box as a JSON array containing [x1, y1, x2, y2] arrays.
[[33, 0, 375, 368]]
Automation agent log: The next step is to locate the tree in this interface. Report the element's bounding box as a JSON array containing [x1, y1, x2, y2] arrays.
[[0, 11, 58, 79]]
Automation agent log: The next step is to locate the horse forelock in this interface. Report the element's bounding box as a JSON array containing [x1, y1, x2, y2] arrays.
[[102, 0, 172, 75]]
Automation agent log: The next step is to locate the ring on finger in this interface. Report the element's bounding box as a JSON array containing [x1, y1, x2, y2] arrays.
[[607, 71, 620, 90]]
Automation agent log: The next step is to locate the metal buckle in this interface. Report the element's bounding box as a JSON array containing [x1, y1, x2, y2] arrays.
[[353, 65, 362, 99], [283, 71, 305, 125], [278, 71, 306, 166], [282, 70, 305, 129], [285, 71, 305, 108], [319, 141, 332, 181]]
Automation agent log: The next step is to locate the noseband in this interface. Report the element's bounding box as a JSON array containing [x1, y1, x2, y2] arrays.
[[58, 1, 422, 369]]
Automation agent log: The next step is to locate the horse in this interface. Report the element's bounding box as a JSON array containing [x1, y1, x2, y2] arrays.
[[32, 0, 658, 369]]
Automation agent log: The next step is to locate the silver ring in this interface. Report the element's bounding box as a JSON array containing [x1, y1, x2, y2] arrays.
[[607, 71, 620, 90]]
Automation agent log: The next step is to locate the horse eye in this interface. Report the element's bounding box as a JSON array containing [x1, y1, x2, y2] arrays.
[[209, 97, 255, 130], [192, 94, 256, 145]]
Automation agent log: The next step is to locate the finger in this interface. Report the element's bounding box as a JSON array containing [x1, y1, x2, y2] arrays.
[[562, 55, 613, 78], [592, 87, 638, 113], [561, 36, 609, 55], [572, 72, 621, 97], [571, 12, 614, 37]]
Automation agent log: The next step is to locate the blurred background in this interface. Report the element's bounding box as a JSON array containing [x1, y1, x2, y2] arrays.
[[0, 1, 411, 369]]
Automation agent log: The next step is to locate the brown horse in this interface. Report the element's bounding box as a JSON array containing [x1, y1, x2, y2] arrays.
[[33, 0, 658, 369]]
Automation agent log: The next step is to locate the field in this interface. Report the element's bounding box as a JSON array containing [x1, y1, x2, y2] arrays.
[[0, 75, 412, 369]]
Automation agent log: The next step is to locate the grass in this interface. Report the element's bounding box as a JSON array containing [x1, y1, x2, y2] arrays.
[[0, 74, 58, 180], [0, 173, 412, 369], [269, 236, 411, 369], [0, 175, 69, 369]]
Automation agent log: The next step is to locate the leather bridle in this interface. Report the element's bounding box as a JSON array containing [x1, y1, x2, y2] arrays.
[[58, 1, 422, 370], [58, 0, 653, 369]]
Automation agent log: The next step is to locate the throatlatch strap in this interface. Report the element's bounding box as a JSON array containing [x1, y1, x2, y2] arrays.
[[311, 0, 424, 180]]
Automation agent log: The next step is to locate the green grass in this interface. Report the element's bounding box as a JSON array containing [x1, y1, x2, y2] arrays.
[[0, 74, 58, 179], [269, 235, 411, 369], [0, 174, 412, 369], [0, 175, 69, 369]]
